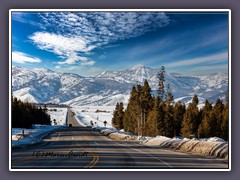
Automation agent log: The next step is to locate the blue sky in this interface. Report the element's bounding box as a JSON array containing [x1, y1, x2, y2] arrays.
[[11, 11, 229, 76]]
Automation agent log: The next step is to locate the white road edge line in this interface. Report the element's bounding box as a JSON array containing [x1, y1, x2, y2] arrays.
[[117, 143, 173, 168], [56, 133, 61, 141]]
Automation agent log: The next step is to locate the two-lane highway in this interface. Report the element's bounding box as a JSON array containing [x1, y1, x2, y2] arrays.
[[11, 109, 228, 169]]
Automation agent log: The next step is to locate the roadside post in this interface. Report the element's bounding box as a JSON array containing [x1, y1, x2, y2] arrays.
[[103, 120, 107, 127]]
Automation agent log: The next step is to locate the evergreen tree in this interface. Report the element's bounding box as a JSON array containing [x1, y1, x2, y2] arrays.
[[164, 103, 174, 137], [166, 92, 174, 105], [164, 88, 174, 137], [192, 94, 199, 105], [181, 95, 200, 138], [173, 101, 185, 137], [212, 99, 224, 137], [157, 101, 167, 136], [146, 96, 159, 137], [157, 66, 165, 101], [221, 103, 229, 140], [12, 97, 51, 128], [192, 94, 201, 132], [140, 80, 153, 136], [112, 102, 124, 130], [198, 100, 213, 138], [123, 86, 139, 134], [117, 102, 124, 130], [112, 102, 120, 129]]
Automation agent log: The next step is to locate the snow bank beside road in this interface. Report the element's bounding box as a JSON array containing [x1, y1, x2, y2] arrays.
[[95, 125, 228, 159], [142, 136, 228, 158], [12, 126, 60, 147]]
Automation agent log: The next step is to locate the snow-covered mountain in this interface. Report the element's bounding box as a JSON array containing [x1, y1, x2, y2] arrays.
[[12, 65, 228, 106]]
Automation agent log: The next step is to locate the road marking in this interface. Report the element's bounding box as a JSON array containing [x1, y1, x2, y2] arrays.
[[117, 142, 173, 168], [89, 154, 99, 168], [56, 133, 61, 141], [84, 154, 99, 168], [85, 136, 92, 141]]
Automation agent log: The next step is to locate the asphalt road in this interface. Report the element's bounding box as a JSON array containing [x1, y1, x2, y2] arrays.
[[11, 109, 229, 170]]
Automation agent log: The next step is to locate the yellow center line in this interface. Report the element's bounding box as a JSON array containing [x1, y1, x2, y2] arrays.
[[56, 133, 61, 141], [89, 154, 99, 168], [84, 153, 99, 168]]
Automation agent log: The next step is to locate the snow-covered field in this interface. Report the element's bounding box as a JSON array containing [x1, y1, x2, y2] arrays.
[[12, 107, 68, 147], [48, 107, 68, 126], [71, 106, 115, 128]]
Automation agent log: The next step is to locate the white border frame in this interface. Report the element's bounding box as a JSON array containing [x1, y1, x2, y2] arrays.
[[9, 9, 231, 172]]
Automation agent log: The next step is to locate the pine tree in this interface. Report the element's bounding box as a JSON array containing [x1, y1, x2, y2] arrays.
[[164, 88, 174, 137], [12, 97, 51, 128], [157, 66, 165, 101], [173, 101, 185, 137], [112, 102, 124, 130], [221, 103, 229, 140], [146, 96, 159, 137], [164, 103, 174, 137], [157, 101, 166, 136], [198, 100, 213, 138], [112, 102, 120, 129], [166, 92, 174, 105], [140, 80, 153, 136], [192, 94, 199, 105], [181, 95, 200, 138], [123, 86, 139, 134], [192, 94, 201, 132], [117, 102, 124, 130], [212, 99, 224, 137], [207, 111, 218, 137]]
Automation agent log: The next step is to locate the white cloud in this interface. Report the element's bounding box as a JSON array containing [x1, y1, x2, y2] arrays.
[[29, 12, 170, 66], [58, 54, 88, 65], [54, 65, 61, 69], [81, 60, 95, 66], [167, 52, 228, 68], [37, 12, 170, 44], [29, 32, 90, 55], [29, 32, 95, 65], [12, 51, 41, 64]]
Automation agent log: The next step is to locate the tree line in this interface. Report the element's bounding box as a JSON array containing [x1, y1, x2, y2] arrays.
[[12, 96, 51, 128], [112, 66, 229, 140]]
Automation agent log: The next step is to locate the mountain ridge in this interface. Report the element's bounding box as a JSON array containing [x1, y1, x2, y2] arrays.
[[12, 65, 228, 106]]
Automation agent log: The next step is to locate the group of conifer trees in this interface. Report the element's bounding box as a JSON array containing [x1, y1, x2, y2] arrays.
[[112, 66, 229, 140], [12, 96, 51, 128]]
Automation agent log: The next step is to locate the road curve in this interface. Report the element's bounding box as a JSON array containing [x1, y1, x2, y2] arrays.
[[11, 109, 228, 170]]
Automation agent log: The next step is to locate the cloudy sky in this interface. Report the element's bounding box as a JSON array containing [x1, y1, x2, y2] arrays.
[[11, 11, 229, 76]]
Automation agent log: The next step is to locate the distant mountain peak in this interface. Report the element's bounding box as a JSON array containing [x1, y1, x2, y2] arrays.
[[130, 64, 146, 70], [33, 68, 54, 73]]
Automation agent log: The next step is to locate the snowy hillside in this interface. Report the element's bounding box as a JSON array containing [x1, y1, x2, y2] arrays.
[[12, 65, 228, 106]]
